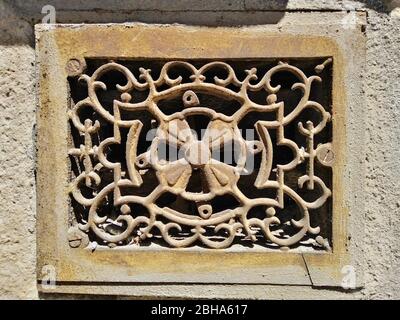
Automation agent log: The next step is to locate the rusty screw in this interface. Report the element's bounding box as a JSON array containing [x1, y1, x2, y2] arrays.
[[67, 226, 88, 248], [66, 58, 85, 77], [68, 236, 82, 248], [316, 144, 335, 166]]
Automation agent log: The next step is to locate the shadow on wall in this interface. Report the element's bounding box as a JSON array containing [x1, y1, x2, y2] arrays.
[[0, 0, 291, 47], [0, 0, 394, 46], [5, 0, 289, 25]]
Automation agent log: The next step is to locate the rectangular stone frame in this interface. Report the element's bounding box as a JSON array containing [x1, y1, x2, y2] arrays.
[[36, 20, 366, 295]]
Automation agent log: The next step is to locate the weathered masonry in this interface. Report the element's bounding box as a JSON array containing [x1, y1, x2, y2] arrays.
[[36, 19, 366, 295]]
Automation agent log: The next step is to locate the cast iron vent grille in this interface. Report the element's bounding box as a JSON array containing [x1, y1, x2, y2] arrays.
[[67, 58, 333, 250]]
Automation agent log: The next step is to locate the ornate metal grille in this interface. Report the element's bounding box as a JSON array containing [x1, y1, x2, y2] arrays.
[[68, 59, 333, 250]]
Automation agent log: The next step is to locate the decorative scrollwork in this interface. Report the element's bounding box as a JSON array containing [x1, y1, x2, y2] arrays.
[[68, 59, 333, 250]]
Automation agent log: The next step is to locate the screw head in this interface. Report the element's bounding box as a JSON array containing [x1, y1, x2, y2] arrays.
[[66, 58, 86, 77], [316, 143, 335, 166], [67, 226, 89, 248]]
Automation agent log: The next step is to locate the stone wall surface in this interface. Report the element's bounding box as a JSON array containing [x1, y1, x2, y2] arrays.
[[0, 0, 399, 299]]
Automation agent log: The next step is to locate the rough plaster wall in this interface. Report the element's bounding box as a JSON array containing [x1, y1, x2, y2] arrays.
[[0, 1, 37, 299], [0, 0, 399, 299], [364, 10, 400, 299]]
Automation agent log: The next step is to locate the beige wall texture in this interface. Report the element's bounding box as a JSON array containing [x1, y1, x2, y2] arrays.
[[0, 0, 399, 299]]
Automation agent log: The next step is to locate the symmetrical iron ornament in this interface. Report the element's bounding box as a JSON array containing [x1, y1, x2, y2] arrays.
[[68, 60, 333, 249]]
